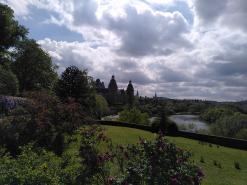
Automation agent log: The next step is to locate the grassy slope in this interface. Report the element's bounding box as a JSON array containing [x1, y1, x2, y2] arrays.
[[104, 125, 247, 185]]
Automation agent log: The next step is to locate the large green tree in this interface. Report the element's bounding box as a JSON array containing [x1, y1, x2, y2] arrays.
[[0, 3, 27, 60], [12, 39, 58, 92], [56, 66, 95, 112]]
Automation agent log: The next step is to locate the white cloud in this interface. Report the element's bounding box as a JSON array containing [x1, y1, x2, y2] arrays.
[[2, 0, 247, 100]]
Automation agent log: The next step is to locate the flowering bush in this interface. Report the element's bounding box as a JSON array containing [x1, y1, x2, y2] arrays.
[[121, 136, 204, 185], [0, 96, 26, 115], [77, 125, 113, 185], [0, 91, 89, 155], [78, 126, 204, 185]]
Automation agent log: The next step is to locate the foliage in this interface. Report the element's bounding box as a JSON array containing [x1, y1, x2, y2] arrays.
[[95, 94, 109, 119], [104, 126, 247, 185], [0, 91, 87, 155], [0, 144, 81, 185], [56, 66, 95, 113], [77, 125, 204, 185], [107, 75, 118, 105], [116, 136, 204, 185], [77, 125, 113, 185], [126, 81, 134, 107], [12, 39, 58, 92], [151, 112, 178, 135], [200, 107, 235, 124], [0, 65, 19, 95], [118, 107, 149, 125], [234, 161, 241, 170], [210, 112, 247, 138], [235, 128, 247, 140], [0, 3, 27, 57], [0, 145, 63, 185]]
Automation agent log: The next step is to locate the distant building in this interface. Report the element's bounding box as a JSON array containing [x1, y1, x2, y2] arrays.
[[95, 75, 135, 106]]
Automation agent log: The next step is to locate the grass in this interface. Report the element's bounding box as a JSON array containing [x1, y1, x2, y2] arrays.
[[103, 125, 247, 185]]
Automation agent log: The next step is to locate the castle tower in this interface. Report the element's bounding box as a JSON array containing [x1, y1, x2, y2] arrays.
[[126, 80, 134, 106], [107, 75, 118, 105]]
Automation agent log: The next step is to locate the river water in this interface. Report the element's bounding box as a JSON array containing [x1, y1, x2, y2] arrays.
[[102, 114, 209, 132], [169, 115, 209, 132]]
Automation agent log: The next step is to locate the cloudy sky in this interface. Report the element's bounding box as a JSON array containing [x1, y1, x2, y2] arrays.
[[2, 0, 247, 101]]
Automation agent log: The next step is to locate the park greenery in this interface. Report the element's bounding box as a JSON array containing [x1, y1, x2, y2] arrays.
[[200, 107, 247, 140], [0, 2, 246, 185], [118, 107, 149, 125], [0, 3, 204, 185]]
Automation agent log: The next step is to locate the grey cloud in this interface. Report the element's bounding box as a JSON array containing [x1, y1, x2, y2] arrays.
[[155, 81, 247, 101], [116, 59, 138, 70], [106, 60, 153, 85], [118, 71, 153, 85], [149, 62, 191, 83], [194, 0, 227, 23], [104, 5, 191, 56], [194, 0, 247, 31], [159, 67, 190, 82], [72, 0, 98, 26], [222, 0, 247, 30], [207, 39, 247, 77], [209, 60, 247, 77]]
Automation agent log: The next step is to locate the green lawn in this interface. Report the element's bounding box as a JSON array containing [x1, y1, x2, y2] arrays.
[[103, 125, 247, 185]]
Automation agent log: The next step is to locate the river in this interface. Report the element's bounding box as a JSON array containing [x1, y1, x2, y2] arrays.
[[169, 114, 209, 132]]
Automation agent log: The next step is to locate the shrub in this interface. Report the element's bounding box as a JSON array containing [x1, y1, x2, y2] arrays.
[[117, 136, 204, 185], [151, 114, 178, 135], [0, 65, 19, 96], [78, 125, 204, 185], [0, 91, 88, 155], [210, 112, 247, 138], [200, 156, 205, 163], [118, 107, 149, 125], [213, 160, 217, 166], [234, 161, 241, 170], [95, 94, 109, 119], [235, 128, 247, 140], [200, 107, 235, 124], [0, 144, 82, 185]]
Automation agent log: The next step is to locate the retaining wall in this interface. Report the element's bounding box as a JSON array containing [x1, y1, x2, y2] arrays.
[[97, 120, 247, 150]]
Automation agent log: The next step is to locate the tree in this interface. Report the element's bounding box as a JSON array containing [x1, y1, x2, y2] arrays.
[[0, 3, 27, 60], [107, 75, 118, 105], [56, 66, 95, 112], [12, 39, 58, 92], [159, 110, 169, 133], [126, 81, 134, 107], [0, 64, 19, 95], [118, 107, 149, 125], [95, 94, 109, 119]]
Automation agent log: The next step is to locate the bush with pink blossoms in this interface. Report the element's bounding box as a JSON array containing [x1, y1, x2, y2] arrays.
[[78, 127, 204, 185]]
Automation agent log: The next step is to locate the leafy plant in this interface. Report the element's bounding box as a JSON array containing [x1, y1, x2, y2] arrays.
[[213, 160, 217, 166], [118, 107, 150, 125], [200, 156, 205, 163], [78, 125, 204, 185], [234, 161, 241, 170]]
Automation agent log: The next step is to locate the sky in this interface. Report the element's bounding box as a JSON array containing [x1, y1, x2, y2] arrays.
[[1, 0, 247, 101]]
